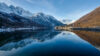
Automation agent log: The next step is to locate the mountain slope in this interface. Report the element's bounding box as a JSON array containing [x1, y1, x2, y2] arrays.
[[73, 7, 100, 27], [0, 2, 63, 28], [31, 13, 63, 28], [0, 12, 43, 28]]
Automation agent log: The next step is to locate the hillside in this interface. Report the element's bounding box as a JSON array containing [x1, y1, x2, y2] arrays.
[[73, 7, 100, 28]]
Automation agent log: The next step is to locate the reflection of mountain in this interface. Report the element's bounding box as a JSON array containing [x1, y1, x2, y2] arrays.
[[0, 30, 61, 51], [73, 31, 100, 49]]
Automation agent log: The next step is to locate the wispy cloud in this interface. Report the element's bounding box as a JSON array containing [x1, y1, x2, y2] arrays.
[[26, 0, 56, 11], [58, 0, 65, 5], [0, 0, 17, 6], [65, 9, 93, 20], [64, 9, 94, 24]]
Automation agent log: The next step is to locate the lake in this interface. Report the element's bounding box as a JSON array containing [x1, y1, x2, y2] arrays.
[[0, 30, 100, 56]]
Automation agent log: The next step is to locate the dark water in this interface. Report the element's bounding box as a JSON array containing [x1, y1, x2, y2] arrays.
[[0, 30, 100, 56]]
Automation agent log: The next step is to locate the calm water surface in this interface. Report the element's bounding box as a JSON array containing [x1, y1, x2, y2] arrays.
[[0, 30, 100, 56]]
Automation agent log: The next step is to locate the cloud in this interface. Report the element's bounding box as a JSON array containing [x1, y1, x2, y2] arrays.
[[58, 0, 65, 5], [0, 0, 17, 6], [26, 0, 56, 11]]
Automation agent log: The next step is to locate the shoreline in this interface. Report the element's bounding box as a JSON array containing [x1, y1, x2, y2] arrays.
[[71, 27, 100, 31], [55, 26, 100, 31], [0, 27, 45, 32]]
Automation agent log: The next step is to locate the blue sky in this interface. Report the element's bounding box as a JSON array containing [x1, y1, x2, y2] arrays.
[[0, 0, 100, 23]]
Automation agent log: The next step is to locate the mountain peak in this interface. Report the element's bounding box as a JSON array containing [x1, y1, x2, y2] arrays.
[[0, 2, 33, 17], [33, 12, 45, 17], [37, 12, 44, 15], [95, 6, 100, 10], [0, 2, 7, 6]]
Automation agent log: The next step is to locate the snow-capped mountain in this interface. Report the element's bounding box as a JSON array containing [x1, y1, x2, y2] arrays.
[[0, 3, 33, 17], [0, 2, 63, 29], [31, 13, 63, 28], [0, 11, 43, 28]]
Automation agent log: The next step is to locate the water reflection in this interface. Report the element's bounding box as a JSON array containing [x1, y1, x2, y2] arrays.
[[0, 30, 100, 56], [73, 31, 100, 50], [0, 30, 60, 51]]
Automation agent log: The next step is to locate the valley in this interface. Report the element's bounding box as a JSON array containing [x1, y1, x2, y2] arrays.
[[55, 7, 100, 31]]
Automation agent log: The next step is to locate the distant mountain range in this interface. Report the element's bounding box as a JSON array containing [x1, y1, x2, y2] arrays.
[[73, 7, 100, 28], [0, 3, 63, 29]]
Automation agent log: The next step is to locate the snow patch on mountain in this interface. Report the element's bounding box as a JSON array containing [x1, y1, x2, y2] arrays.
[[0, 3, 63, 29], [0, 3, 33, 17], [31, 12, 63, 28]]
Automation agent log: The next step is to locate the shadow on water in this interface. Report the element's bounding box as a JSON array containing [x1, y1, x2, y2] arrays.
[[0, 29, 61, 51], [73, 30, 100, 50]]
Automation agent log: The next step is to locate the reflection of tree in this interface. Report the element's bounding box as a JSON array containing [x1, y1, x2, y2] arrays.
[[0, 30, 61, 51], [73, 31, 100, 48]]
